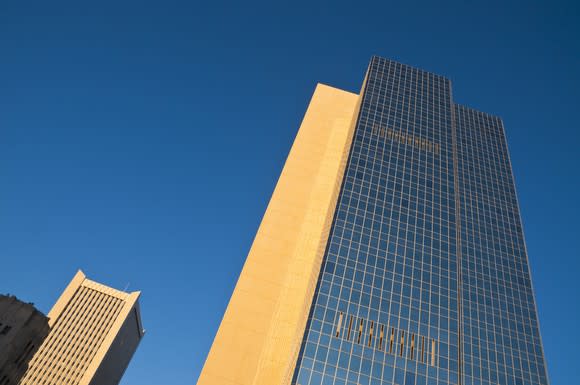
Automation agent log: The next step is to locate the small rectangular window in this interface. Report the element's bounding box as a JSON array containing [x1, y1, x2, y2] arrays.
[[421, 336, 425, 363], [357, 319, 364, 344], [368, 321, 374, 347], [347, 315, 354, 341], [431, 339, 436, 366], [379, 324, 384, 351], [335, 312, 343, 337], [410, 334, 415, 360]]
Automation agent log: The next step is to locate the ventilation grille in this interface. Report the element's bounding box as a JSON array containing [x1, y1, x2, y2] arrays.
[[334, 312, 438, 366]]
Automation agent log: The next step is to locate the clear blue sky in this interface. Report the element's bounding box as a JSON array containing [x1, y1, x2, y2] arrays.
[[1, 1, 578, 384]]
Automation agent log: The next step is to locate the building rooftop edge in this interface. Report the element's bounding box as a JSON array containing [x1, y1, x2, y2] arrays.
[[370, 55, 504, 120], [455, 103, 503, 121], [81, 277, 141, 300], [371, 55, 451, 83], [315, 82, 358, 97], [74, 269, 141, 298], [0, 294, 47, 316]]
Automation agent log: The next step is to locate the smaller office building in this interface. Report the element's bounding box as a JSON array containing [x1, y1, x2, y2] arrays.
[[0, 295, 50, 385], [19, 270, 145, 385]]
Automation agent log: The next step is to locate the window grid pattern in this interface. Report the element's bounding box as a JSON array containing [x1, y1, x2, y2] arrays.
[[292, 57, 459, 385], [455, 105, 549, 385], [291, 57, 548, 385]]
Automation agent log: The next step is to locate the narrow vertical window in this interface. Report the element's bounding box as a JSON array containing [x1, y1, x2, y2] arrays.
[[421, 336, 425, 363], [379, 325, 384, 351], [400, 331, 405, 357], [335, 312, 343, 338], [347, 315, 354, 341], [357, 319, 364, 344], [368, 321, 374, 347], [389, 327, 395, 354], [410, 334, 415, 360], [431, 339, 436, 366]]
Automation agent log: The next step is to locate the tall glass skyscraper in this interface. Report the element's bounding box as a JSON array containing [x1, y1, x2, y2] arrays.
[[197, 57, 549, 385]]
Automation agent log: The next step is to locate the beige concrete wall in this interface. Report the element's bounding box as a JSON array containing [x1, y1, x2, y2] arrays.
[[197, 84, 360, 385]]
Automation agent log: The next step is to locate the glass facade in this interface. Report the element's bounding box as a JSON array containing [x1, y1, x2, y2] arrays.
[[291, 57, 548, 385], [455, 106, 548, 385]]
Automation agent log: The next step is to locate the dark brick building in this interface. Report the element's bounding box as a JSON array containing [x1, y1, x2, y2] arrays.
[[0, 295, 49, 385]]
